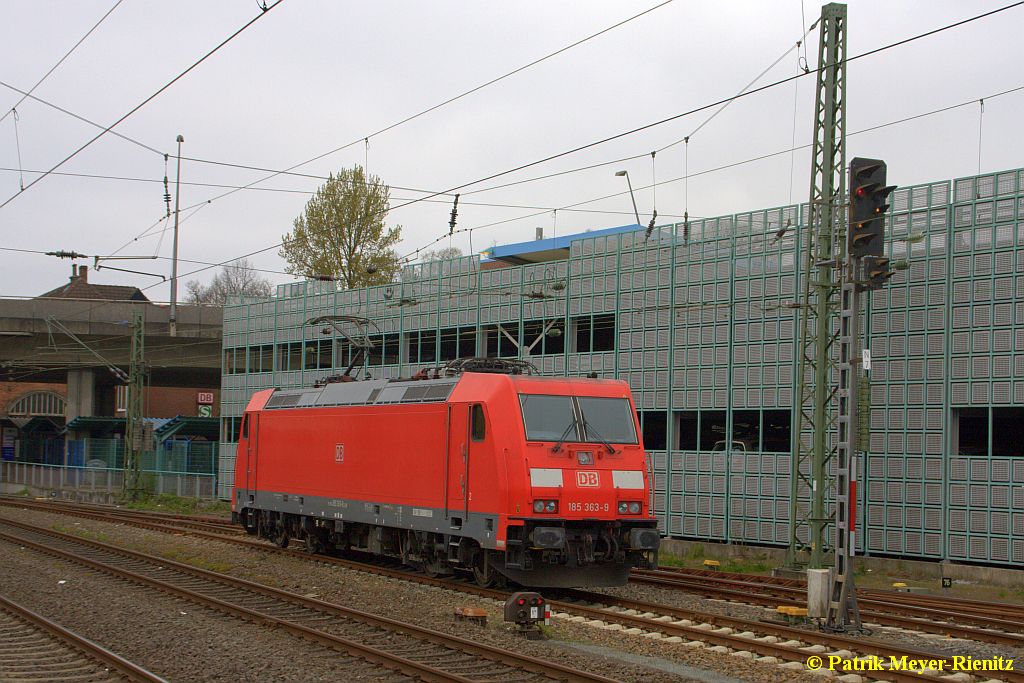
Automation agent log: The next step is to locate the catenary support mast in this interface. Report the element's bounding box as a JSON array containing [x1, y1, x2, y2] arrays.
[[787, 2, 847, 569]]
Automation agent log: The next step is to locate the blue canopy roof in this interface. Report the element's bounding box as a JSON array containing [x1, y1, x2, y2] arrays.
[[481, 223, 644, 265]]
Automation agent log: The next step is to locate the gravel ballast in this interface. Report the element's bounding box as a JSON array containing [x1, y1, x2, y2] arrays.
[[6, 503, 980, 682]]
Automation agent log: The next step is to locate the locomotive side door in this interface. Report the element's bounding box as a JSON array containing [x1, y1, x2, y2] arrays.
[[446, 405, 467, 524], [244, 413, 259, 494]]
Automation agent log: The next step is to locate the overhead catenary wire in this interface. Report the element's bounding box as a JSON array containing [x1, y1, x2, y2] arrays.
[[977, 98, 985, 177], [96, 0, 1016, 264], [0, 78, 165, 156], [787, 43, 804, 205], [395, 1, 1024, 260], [129, 0, 678, 241], [11, 109, 25, 191], [0, 0, 126, 126], [402, 1, 1024, 233], [22, 76, 1018, 287], [402, 82, 1024, 261], [656, 18, 817, 154], [0, 0, 286, 211], [6, 81, 1021, 284], [6, 4, 1021, 305]]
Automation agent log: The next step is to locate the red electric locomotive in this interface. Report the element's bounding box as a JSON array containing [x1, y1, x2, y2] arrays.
[[231, 361, 660, 587]]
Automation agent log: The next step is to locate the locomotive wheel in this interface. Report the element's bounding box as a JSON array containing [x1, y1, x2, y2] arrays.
[[472, 553, 496, 588], [303, 532, 323, 554], [271, 523, 289, 548]]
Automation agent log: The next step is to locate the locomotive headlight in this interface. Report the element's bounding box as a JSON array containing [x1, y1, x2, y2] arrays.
[[534, 500, 557, 514], [628, 502, 641, 514], [618, 502, 629, 514], [619, 501, 642, 514]]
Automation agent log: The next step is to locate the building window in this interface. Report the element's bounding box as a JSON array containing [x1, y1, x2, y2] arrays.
[[406, 330, 437, 364], [304, 339, 333, 370], [485, 323, 520, 358], [955, 407, 1024, 457], [336, 338, 353, 368], [573, 313, 615, 352], [439, 326, 476, 361], [638, 410, 667, 450], [367, 333, 401, 366], [224, 347, 246, 374], [276, 342, 303, 372], [115, 385, 128, 414], [521, 319, 564, 356], [673, 409, 792, 452], [221, 417, 243, 442], [249, 344, 274, 373]]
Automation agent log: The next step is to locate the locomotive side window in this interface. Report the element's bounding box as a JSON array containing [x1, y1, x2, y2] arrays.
[[471, 404, 486, 441], [520, 395, 578, 441], [241, 415, 249, 440], [577, 397, 638, 444]]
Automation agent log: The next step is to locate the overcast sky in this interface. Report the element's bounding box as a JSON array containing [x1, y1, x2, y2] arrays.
[[1, 0, 1021, 301]]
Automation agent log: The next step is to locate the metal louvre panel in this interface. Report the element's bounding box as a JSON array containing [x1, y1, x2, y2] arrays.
[[946, 507, 962, 532]]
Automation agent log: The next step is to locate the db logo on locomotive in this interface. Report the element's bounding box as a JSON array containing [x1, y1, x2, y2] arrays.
[[576, 471, 600, 487]]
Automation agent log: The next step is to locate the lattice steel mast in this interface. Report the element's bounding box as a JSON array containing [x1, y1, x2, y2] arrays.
[[124, 311, 145, 498], [787, 2, 847, 569]]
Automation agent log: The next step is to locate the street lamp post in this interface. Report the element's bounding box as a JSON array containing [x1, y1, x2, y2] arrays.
[[614, 170, 642, 227], [169, 134, 184, 336]]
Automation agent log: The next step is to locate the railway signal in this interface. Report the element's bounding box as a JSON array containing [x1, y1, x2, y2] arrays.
[[861, 255, 894, 291], [848, 158, 895, 259]]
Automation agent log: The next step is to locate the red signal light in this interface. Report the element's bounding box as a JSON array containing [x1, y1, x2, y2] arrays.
[[517, 598, 526, 605], [855, 187, 866, 197], [534, 597, 543, 605]]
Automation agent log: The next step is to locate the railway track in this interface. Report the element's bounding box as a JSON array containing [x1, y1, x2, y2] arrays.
[[644, 565, 1024, 621], [5, 500, 1023, 683], [0, 516, 616, 683], [0, 593, 168, 683], [4, 497, 1021, 645], [630, 568, 1024, 639]]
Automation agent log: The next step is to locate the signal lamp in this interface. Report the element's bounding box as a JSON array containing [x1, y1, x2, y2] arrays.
[[861, 255, 895, 291], [848, 157, 896, 259]]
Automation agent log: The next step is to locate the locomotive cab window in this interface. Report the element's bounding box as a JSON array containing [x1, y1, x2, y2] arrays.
[[520, 395, 578, 442], [241, 415, 249, 440], [471, 404, 486, 441], [578, 397, 638, 445]]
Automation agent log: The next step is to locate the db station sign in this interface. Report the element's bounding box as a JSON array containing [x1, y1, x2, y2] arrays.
[[197, 392, 214, 417]]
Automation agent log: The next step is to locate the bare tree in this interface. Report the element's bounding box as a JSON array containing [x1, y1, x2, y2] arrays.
[[280, 165, 401, 288], [420, 246, 463, 262], [185, 258, 272, 305]]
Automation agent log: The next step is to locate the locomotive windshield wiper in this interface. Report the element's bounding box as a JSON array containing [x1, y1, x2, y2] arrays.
[[583, 419, 616, 454], [550, 421, 577, 453]]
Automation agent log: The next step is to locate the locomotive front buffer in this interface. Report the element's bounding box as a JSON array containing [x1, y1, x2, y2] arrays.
[[505, 591, 549, 639]]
